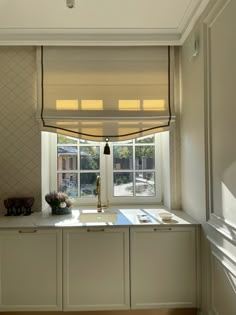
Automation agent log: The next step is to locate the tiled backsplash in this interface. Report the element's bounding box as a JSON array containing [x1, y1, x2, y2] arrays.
[[0, 47, 41, 215]]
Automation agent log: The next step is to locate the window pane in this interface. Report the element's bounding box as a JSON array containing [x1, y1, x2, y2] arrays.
[[79, 139, 100, 145], [135, 134, 154, 143], [80, 173, 98, 197], [57, 146, 78, 170], [57, 173, 78, 197], [135, 146, 155, 170], [113, 172, 133, 196], [135, 172, 155, 196], [80, 146, 100, 170], [113, 146, 133, 170], [113, 139, 133, 145], [57, 135, 77, 144]]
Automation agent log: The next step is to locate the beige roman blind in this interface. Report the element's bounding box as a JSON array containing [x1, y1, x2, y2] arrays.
[[39, 46, 174, 142]]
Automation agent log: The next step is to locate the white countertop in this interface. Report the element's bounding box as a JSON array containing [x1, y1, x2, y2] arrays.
[[0, 207, 199, 228]]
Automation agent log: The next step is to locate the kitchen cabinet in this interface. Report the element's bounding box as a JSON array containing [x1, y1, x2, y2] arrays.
[[63, 227, 129, 311], [0, 228, 62, 311], [130, 226, 197, 309], [0, 222, 198, 312]]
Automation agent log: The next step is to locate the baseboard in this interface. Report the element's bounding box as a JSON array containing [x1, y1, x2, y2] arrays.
[[0, 309, 198, 315]]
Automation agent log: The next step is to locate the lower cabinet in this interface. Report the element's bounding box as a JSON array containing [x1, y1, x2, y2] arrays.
[[0, 225, 197, 311], [130, 226, 197, 309], [0, 228, 62, 311], [63, 227, 130, 311]]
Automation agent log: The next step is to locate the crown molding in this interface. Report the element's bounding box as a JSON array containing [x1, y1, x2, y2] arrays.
[[0, 0, 211, 46], [0, 29, 181, 46], [180, 0, 210, 44]]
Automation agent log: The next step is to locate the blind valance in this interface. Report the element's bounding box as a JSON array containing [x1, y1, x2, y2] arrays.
[[39, 46, 174, 142]]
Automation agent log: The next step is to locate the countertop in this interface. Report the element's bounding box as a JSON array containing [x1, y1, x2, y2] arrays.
[[0, 207, 199, 228]]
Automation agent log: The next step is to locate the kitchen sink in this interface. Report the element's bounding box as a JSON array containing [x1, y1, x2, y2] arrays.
[[79, 210, 117, 223]]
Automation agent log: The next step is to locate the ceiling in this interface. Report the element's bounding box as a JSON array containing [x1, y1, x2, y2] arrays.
[[0, 0, 210, 45]]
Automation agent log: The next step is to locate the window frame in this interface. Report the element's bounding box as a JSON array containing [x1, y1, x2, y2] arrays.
[[107, 135, 162, 205], [48, 133, 163, 206]]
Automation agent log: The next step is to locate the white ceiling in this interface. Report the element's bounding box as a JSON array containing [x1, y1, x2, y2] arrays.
[[0, 0, 209, 45]]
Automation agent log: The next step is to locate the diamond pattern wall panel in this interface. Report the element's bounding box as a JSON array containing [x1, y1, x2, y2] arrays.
[[0, 47, 41, 215]]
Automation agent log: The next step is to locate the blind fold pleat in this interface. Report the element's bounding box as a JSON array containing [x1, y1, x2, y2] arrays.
[[39, 46, 173, 141]]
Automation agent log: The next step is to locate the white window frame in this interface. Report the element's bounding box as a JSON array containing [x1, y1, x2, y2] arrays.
[[107, 135, 162, 205], [45, 133, 163, 207]]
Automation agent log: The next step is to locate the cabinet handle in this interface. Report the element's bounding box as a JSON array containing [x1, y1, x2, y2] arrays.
[[153, 227, 172, 231], [87, 228, 105, 232], [18, 229, 37, 233]]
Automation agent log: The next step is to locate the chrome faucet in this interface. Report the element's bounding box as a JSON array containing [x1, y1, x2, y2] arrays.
[[96, 175, 102, 212]]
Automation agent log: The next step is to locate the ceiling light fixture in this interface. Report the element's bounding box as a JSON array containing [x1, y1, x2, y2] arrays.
[[66, 0, 75, 9]]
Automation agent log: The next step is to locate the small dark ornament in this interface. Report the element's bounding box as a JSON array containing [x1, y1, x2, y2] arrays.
[[4, 197, 34, 216]]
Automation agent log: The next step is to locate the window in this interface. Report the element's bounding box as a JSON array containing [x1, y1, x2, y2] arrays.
[[112, 135, 157, 197], [57, 136, 100, 198], [46, 133, 163, 206]]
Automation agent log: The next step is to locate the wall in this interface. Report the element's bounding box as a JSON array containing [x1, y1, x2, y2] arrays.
[[180, 0, 236, 314], [0, 4, 235, 313], [0, 47, 41, 214]]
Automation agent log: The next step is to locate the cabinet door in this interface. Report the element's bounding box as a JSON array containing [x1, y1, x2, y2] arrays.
[[130, 226, 197, 309], [0, 228, 62, 311], [63, 227, 129, 311]]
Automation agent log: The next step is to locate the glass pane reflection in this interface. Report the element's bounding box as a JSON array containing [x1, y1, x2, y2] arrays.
[[57, 173, 78, 197], [57, 146, 78, 171], [113, 172, 133, 196], [80, 173, 98, 197], [80, 146, 100, 170], [57, 135, 77, 144], [113, 146, 133, 170], [135, 146, 155, 170], [135, 172, 155, 196]]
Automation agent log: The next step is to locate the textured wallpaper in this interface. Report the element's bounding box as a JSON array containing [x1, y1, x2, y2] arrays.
[[0, 47, 41, 215]]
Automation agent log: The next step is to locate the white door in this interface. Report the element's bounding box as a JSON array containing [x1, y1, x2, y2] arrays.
[[63, 227, 130, 311], [0, 228, 62, 311], [130, 226, 197, 309]]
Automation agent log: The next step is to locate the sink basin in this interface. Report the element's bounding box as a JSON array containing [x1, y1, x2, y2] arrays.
[[79, 210, 117, 223]]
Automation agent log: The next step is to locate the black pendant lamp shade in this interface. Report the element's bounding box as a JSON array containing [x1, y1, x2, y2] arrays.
[[103, 138, 111, 155]]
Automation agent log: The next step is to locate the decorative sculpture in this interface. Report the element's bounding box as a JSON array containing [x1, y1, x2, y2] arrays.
[[4, 197, 34, 216]]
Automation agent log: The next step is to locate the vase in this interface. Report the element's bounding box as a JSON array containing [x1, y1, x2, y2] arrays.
[[51, 207, 71, 215]]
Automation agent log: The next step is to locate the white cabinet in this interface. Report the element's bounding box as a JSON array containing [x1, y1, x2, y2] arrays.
[[0, 228, 62, 311], [63, 227, 129, 311], [130, 226, 197, 309], [0, 224, 198, 311]]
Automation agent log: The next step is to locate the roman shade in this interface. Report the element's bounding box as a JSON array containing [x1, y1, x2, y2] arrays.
[[39, 46, 174, 142]]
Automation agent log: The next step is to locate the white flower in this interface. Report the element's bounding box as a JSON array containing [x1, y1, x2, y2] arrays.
[[59, 202, 67, 208]]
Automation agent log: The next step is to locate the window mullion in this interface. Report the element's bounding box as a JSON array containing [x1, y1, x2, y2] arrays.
[[77, 142, 80, 198], [100, 143, 108, 205], [50, 133, 58, 191], [133, 140, 136, 197], [155, 133, 161, 202]]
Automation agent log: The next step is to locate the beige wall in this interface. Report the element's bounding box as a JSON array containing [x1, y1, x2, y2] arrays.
[[180, 0, 236, 314], [0, 2, 236, 313], [0, 47, 41, 214], [180, 24, 206, 223], [180, 19, 209, 315]]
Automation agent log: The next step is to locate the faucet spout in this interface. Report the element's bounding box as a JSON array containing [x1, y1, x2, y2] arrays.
[[96, 175, 102, 212]]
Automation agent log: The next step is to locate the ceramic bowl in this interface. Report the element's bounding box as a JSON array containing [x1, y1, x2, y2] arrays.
[[159, 212, 174, 221]]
